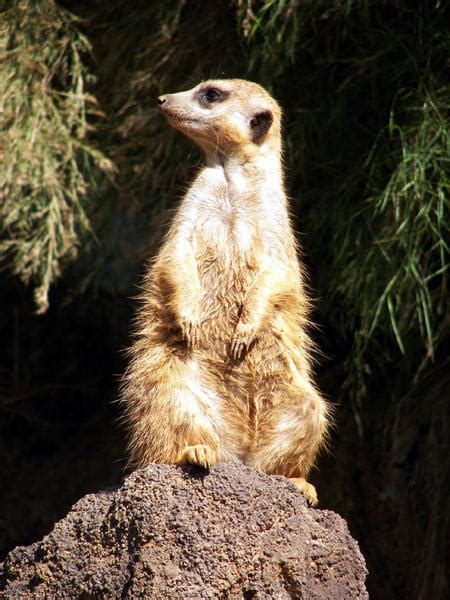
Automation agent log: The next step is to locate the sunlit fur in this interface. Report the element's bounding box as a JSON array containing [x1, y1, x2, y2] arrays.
[[121, 79, 330, 504]]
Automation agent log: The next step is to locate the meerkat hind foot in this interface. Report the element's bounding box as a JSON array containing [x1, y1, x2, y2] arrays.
[[289, 477, 318, 506], [178, 444, 217, 470]]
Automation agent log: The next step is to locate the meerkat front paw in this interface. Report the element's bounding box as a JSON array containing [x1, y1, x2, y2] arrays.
[[289, 477, 318, 506], [230, 321, 257, 360], [178, 444, 218, 469], [179, 314, 201, 349]]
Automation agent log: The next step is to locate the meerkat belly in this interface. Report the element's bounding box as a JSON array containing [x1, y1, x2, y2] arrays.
[[194, 210, 258, 344]]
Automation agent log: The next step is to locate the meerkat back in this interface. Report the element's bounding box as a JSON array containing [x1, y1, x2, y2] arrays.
[[121, 79, 329, 505]]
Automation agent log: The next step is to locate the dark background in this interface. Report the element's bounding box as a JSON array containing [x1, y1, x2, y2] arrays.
[[1, 2, 448, 599]]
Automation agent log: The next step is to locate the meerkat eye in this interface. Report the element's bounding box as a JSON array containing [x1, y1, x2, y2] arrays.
[[203, 88, 222, 103]]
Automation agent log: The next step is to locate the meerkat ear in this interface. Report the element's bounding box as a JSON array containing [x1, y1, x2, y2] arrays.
[[250, 110, 273, 141]]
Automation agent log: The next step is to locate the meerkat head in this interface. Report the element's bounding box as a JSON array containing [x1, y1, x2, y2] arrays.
[[157, 79, 281, 158]]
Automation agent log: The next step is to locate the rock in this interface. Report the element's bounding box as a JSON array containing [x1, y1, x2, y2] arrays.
[[0, 463, 368, 599]]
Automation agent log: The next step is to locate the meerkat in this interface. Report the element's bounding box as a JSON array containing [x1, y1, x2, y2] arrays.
[[121, 79, 329, 505]]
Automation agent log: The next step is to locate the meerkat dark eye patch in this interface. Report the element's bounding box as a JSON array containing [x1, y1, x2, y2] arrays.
[[250, 110, 273, 141], [200, 87, 228, 103]]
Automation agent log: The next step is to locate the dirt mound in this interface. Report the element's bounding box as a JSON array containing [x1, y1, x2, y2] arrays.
[[1, 462, 368, 598]]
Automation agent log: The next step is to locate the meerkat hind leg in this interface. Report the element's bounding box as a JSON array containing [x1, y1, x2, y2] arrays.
[[176, 444, 218, 470], [289, 477, 318, 506]]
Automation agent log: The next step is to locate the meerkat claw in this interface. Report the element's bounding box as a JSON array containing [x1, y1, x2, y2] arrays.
[[230, 332, 254, 360], [289, 477, 319, 506], [231, 340, 242, 360], [180, 444, 218, 470], [180, 319, 200, 349]]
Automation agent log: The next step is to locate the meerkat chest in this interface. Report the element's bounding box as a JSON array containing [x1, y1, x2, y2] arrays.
[[195, 198, 255, 254], [186, 166, 270, 265], [198, 172, 261, 251]]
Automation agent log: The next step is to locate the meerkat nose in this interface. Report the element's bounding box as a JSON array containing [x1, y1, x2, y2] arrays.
[[157, 96, 167, 107]]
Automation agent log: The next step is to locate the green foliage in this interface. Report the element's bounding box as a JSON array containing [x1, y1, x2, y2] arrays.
[[338, 90, 449, 387], [0, 0, 112, 312]]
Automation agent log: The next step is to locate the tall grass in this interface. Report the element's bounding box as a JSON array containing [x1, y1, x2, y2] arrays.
[[342, 90, 448, 376], [0, 0, 112, 312]]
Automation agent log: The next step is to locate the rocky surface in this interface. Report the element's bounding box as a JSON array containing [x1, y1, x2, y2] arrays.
[[0, 462, 368, 599]]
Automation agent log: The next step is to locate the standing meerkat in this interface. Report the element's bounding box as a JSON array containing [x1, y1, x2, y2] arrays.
[[121, 79, 329, 505]]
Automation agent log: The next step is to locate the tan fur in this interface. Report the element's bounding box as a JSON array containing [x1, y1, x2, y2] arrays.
[[120, 79, 330, 505]]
